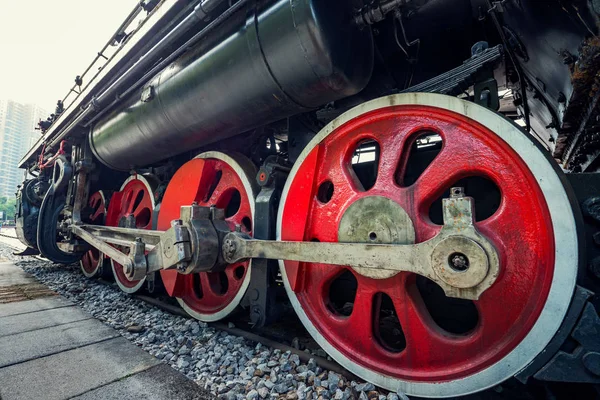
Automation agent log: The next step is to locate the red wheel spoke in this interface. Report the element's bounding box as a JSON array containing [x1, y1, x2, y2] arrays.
[[411, 143, 471, 204], [134, 193, 150, 215], [207, 177, 229, 206], [224, 265, 236, 280], [386, 275, 448, 361], [131, 199, 144, 215], [224, 264, 245, 282], [90, 207, 104, 222], [373, 126, 413, 189], [122, 193, 133, 215], [199, 273, 222, 303], [343, 288, 375, 347], [313, 264, 347, 292]]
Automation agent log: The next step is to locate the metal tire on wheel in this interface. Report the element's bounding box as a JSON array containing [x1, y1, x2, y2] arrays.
[[277, 93, 580, 397], [80, 190, 107, 278], [106, 175, 157, 293], [158, 151, 257, 322]]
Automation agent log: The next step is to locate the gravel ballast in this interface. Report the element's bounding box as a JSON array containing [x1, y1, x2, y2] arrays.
[[0, 242, 409, 400]]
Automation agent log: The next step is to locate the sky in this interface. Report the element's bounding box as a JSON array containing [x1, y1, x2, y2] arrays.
[[0, 0, 139, 113]]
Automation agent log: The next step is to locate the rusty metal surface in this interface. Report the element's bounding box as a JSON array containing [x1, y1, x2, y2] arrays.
[[0, 262, 56, 303], [557, 37, 600, 169], [227, 192, 499, 300], [0, 284, 56, 304]]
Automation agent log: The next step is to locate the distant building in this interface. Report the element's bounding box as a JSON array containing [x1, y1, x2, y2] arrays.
[[0, 99, 46, 199]]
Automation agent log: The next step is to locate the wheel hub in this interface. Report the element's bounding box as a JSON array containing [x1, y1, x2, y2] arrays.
[[339, 196, 415, 279]]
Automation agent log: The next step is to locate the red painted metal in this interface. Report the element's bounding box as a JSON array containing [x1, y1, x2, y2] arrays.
[[158, 158, 252, 316], [105, 178, 154, 289], [38, 141, 67, 170], [280, 105, 555, 382], [80, 191, 106, 275]]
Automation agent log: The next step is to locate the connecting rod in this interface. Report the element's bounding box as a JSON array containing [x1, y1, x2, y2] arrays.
[[72, 189, 499, 300], [223, 189, 499, 300]]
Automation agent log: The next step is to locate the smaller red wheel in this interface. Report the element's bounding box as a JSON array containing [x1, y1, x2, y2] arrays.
[[80, 191, 107, 278], [158, 152, 257, 321], [105, 175, 157, 293]]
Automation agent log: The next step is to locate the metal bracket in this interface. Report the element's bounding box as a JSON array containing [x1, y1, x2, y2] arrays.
[[515, 285, 593, 383], [474, 77, 499, 111], [129, 238, 147, 280], [70, 203, 223, 282], [534, 302, 600, 383], [245, 185, 282, 327]]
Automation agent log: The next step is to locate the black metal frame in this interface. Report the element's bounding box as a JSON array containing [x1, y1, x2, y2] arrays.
[[515, 173, 600, 385], [241, 159, 288, 327]]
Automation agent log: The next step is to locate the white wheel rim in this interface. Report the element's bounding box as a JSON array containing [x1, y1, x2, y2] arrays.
[[277, 93, 579, 397], [80, 257, 102, 278]]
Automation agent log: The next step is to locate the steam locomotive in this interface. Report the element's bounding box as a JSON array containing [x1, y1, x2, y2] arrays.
[[13, 0, 600, 397]]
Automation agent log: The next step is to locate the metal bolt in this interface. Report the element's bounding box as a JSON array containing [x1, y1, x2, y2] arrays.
[[171, 219, 183, 227], [583, 352, 600, 376], [588, 257, 600, 279], [449, 253, 469, 271], [224, 238, 236, 259], [450, 187, 465, 198], [593, 232, 600, 246]]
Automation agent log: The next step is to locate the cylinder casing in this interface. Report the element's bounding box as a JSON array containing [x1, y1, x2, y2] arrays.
[[90, 0, 373, 170]]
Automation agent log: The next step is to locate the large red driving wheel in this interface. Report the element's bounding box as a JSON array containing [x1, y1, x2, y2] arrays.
[[106, 175, 157, 293], [278, 94, 579, 397], [80, 190, 107, 278], [158, 152, 257, 321]]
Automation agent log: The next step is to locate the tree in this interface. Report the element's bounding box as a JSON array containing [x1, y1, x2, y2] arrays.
[[0, 197, 17, 222]]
